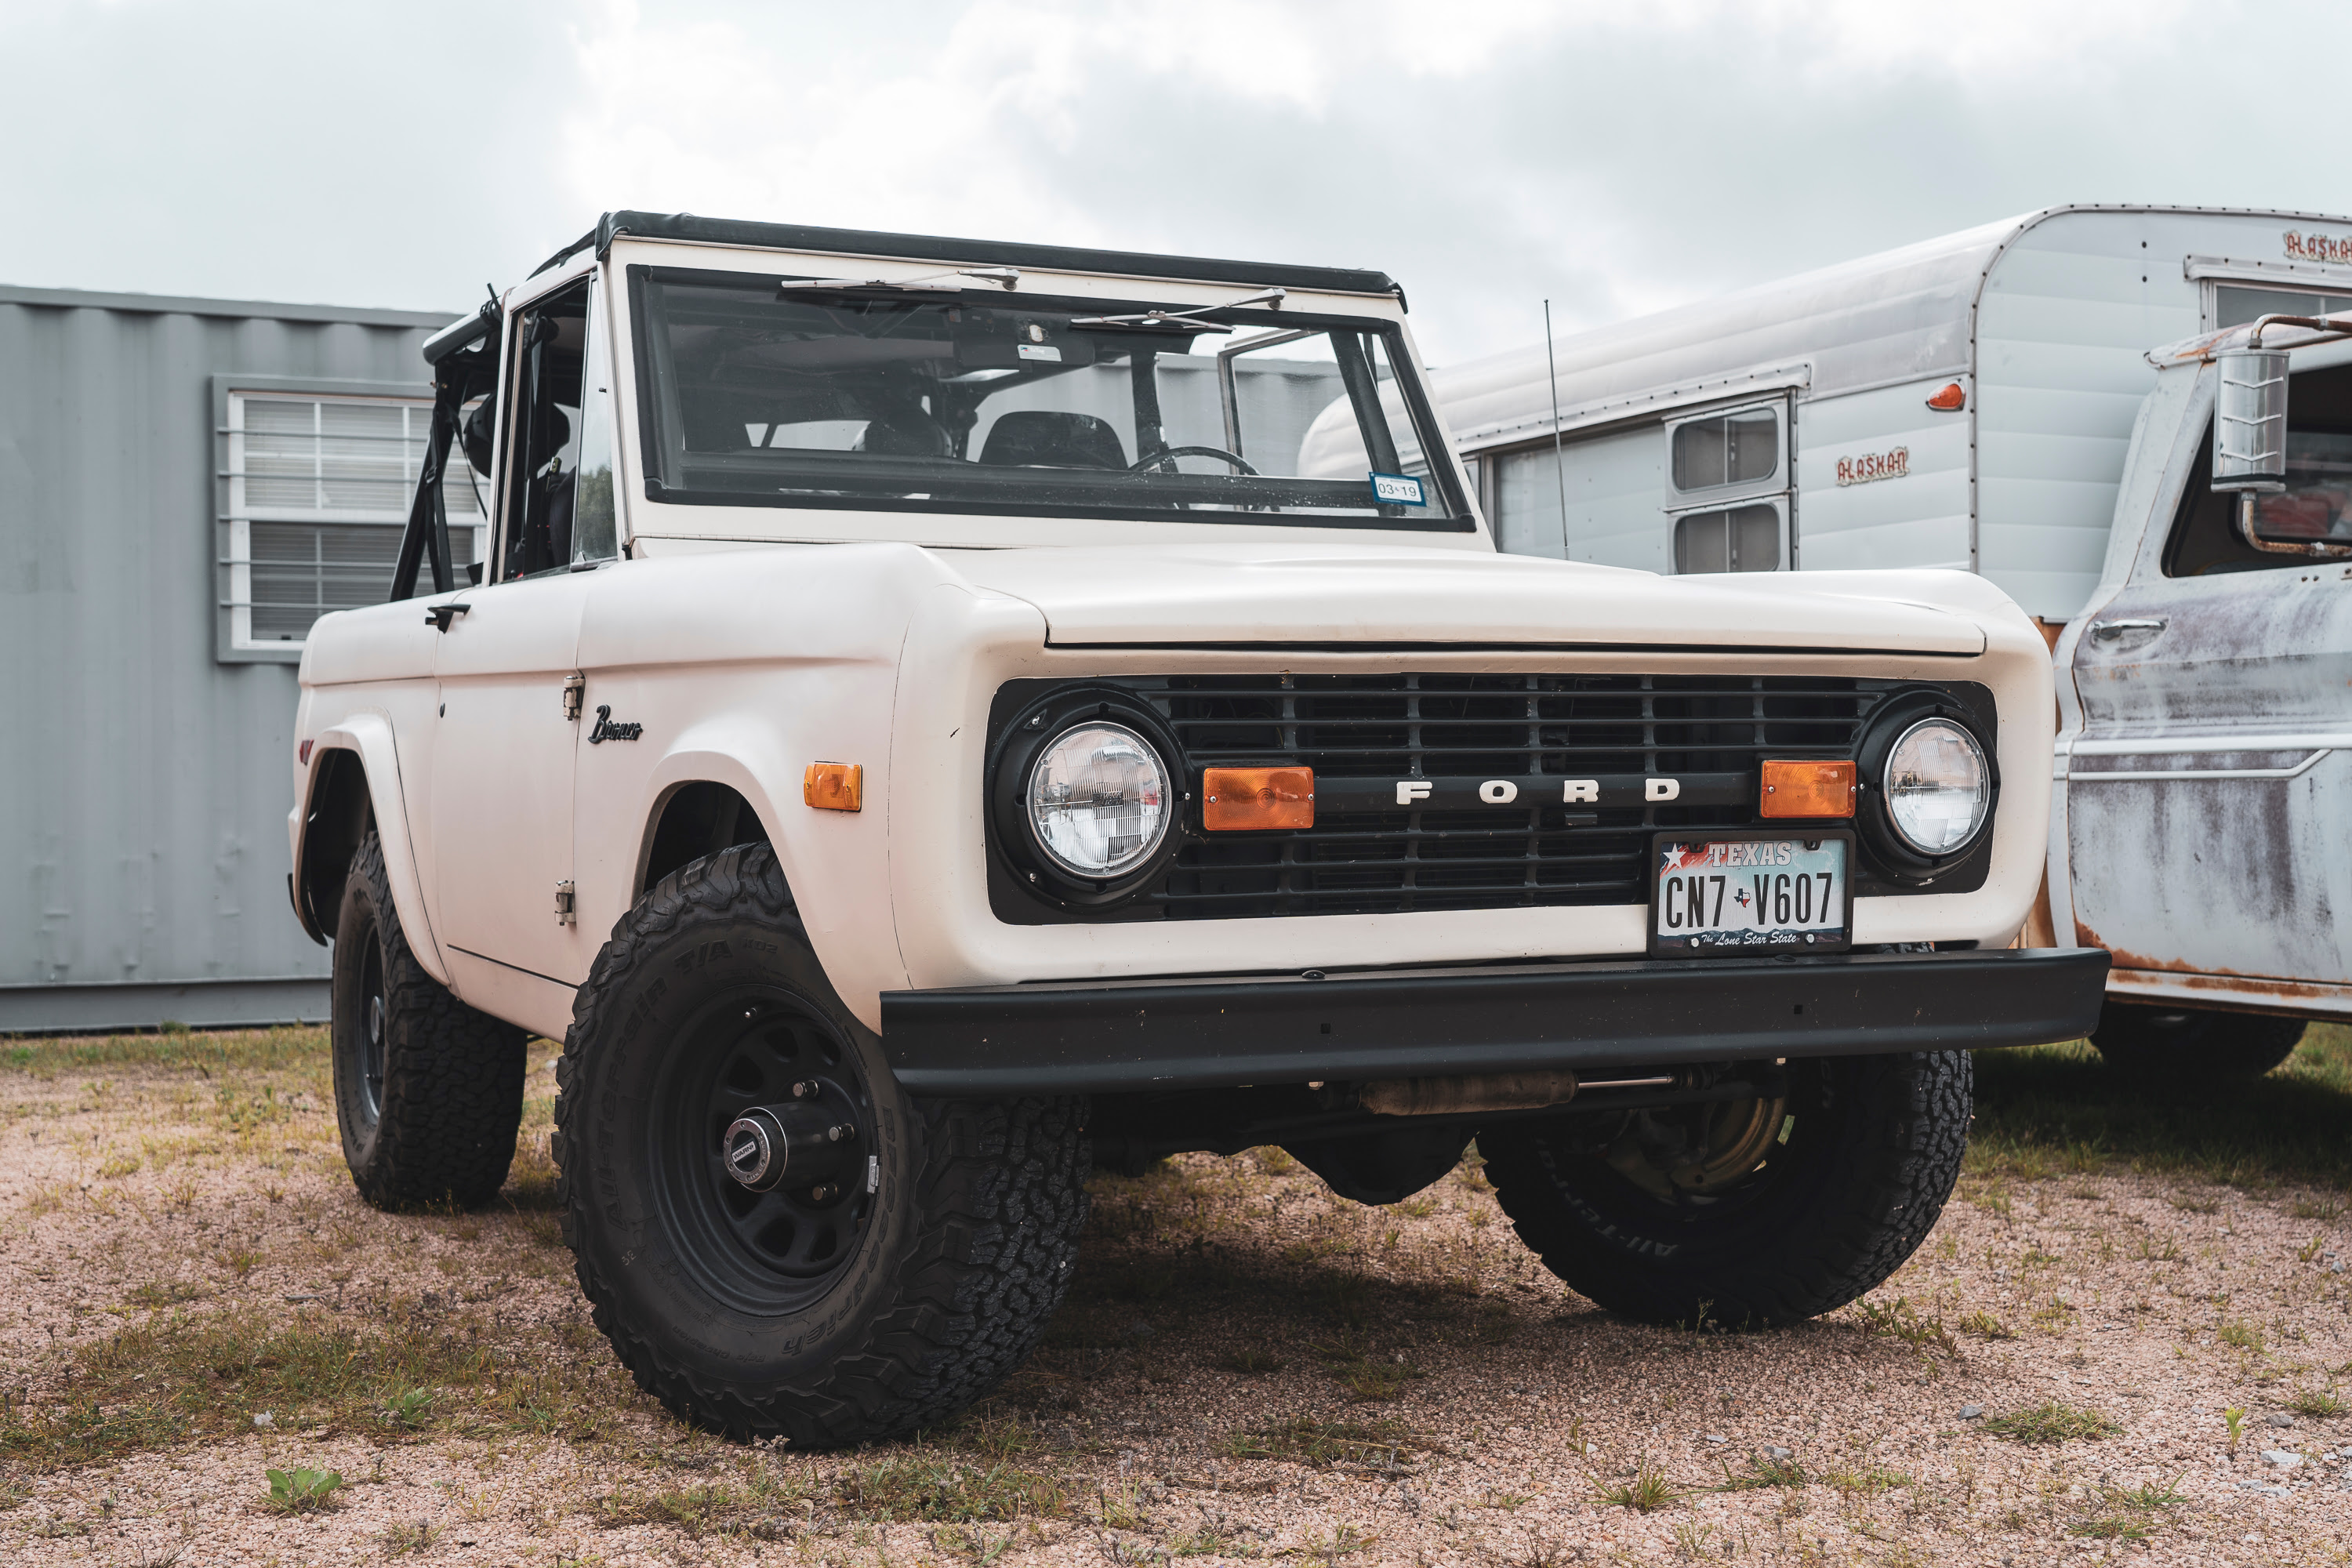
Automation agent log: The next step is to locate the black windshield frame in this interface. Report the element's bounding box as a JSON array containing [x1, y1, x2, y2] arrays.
[[624, 264, 1472, 531]]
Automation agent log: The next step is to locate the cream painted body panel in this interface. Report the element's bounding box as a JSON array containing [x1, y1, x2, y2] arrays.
[[301, 539, 2051, 1039]]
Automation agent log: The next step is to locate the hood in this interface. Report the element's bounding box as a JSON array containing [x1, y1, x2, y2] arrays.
[[938, 543, 1989, 655]]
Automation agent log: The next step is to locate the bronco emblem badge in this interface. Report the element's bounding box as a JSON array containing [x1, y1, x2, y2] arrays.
[[587, 705, 644, 744]]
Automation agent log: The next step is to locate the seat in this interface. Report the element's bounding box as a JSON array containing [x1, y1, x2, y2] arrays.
[[977, 411, 1128, 470], [855, 406, 953, 458]]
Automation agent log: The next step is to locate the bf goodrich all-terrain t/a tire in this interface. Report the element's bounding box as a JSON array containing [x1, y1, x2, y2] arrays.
[[2091, 1001, 2305, 1080], [1480, 1051, 1969, 1328], [553, 842, 1091, 1446], [330, 832, 528, 1210]]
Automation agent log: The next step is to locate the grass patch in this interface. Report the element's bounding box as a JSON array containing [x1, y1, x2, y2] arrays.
[[597, 1482, 747, 1535], [2103, 1476, 2186, 1512], [0, 1026, 330, 1079], [1222, 1415, 1431, 1471], [0, 1306, 640, 1470], [1971, 1027, 2352, 1188], [1592, 1461, 1679, 1512], [1957, 1310, 2015, 1341], [1980, 1401, 2122, 1444], [2290, 1386, 2349, 1417], [2219, 1316, 2267, 1353], [1824, 1463, 1909, 1497], [1854, 1296, 1958, 1357], [1716, 1453, 1805, 1490], [833, 1454, 1067, 1523], [2068, 1475, 2185, 1541], [1219, 1347, 1284, 1375]]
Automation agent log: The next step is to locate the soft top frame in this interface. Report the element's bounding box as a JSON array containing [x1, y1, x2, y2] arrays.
[[521, 210, 1402, 303]]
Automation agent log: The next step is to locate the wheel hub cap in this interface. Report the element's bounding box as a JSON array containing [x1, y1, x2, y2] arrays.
[[718, 1102, 856, 1193]]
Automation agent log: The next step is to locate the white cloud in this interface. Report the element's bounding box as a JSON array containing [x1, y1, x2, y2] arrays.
[[0, 0, 2320, 365]]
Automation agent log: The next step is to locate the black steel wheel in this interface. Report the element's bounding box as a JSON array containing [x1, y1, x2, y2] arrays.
[[652, 985, 878, 1314], [329, 830, 528, 1209], [555, 842, 1091, 1446], [1481, 1051, 1969, 1328]]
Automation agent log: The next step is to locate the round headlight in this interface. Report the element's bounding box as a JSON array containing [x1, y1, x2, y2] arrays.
[[1026, 722, 1171, 880], [1882, 719, 1990, 855]]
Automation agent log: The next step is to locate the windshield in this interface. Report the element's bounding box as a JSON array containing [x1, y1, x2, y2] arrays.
[[627, 267, 1465, 528]]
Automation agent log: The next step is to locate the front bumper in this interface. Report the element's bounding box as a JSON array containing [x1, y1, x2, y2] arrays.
[[879, 947, 2110, 1096]]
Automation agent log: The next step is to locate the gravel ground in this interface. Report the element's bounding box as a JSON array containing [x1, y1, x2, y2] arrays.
[[2, 1029, 2350, 1566]]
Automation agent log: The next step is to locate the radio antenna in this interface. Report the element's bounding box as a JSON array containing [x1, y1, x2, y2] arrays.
[[1544, 299, 1569, 550]]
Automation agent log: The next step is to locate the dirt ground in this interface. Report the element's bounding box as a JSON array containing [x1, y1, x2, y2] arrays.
[[4, 1028, 2351, 1567]]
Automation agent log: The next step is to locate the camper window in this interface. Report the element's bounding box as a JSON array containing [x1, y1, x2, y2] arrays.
[[2216, 285, 2352, 331], [1671, 408, 1779, 492], [1674, 503, 1780, 574]]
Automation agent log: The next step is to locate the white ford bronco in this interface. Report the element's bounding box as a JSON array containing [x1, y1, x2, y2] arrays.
[[289, 212, 2107, 1446]]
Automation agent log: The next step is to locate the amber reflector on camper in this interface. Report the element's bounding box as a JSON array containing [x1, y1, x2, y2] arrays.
[[1203, 767, 1314, 831], [1926, 382, 1967, 412], [804, 761, 863, 813], [1760, 759, 1856, 818]]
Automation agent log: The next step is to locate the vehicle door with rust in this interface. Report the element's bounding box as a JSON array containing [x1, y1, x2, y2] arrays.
[[2066, 350, 2352, 982]]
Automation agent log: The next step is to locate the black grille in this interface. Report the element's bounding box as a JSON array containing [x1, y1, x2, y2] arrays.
[[1121, 673, 1896, 920]]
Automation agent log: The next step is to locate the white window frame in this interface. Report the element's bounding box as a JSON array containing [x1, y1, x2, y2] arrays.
[[1662, 395, 1794, 575], [1662, 397, 1789, 509], [212, 375, 489, 662]]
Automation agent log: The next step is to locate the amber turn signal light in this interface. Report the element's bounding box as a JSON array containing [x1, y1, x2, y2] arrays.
[[1760, 759, 1856, 818], [804, 761, 863, 812], [1203, 766, 1314, 831], [1926, 381, 1967, 412]]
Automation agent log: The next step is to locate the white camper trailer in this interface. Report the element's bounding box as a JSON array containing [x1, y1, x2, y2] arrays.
[[1422, 204, 2352, 625]]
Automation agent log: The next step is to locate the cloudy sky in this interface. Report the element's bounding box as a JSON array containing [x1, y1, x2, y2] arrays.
[[0, 0, 2340, 365]]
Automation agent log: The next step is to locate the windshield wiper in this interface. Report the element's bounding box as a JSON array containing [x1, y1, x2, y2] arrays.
[[777, 266, 1022, 297], [1068, 285, 1287, 332]]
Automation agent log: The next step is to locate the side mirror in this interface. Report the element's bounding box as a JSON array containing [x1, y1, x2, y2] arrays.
[[2211, 347, 2352, 557], [2212, 348, 2288, 492]]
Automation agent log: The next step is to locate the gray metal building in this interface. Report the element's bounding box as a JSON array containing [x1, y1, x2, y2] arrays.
[[2, 284, 459, 1033]]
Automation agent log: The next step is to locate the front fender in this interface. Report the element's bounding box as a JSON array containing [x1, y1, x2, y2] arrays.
[[291, 712, 453, 988]]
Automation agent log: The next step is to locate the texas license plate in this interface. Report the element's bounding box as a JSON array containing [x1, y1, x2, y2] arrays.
[[1650, 832, 1853, 955]]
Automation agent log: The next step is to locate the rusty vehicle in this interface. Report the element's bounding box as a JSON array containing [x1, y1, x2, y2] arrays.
[[1431, 205, 2352, 1075], [2053, 314, 2352, 1073]]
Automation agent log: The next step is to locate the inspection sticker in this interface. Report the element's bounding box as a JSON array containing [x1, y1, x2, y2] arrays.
[[1369, 472, 1427, 506]]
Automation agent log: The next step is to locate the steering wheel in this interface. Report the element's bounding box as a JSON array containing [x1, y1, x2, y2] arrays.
[[1126, 445, 1260, 476]]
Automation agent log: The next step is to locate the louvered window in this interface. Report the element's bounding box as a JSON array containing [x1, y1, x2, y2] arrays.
[[218, 390, 488, 657]]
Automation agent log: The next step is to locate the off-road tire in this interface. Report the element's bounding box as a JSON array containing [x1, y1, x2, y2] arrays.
[[1481, 1051, 1969, 1328], [2091, 1002, 2305, 1080], [553, 842, 1089, 1445], [330, 831, 528, 1209]]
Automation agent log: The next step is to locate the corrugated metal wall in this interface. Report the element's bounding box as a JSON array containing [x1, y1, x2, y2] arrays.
[[0, 286, 452, 1032]]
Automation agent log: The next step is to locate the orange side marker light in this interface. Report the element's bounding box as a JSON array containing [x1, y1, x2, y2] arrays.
[[1203, 766, 1314, 831], [1926, 382, 1967, 412], [1760, 759, 1856, 818], [804, 761, 863, 812]]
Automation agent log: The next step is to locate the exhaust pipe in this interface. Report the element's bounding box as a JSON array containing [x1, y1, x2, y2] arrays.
[[1350, 1070, 1684, 1116], [1356, 1071, 1584, 1116]]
